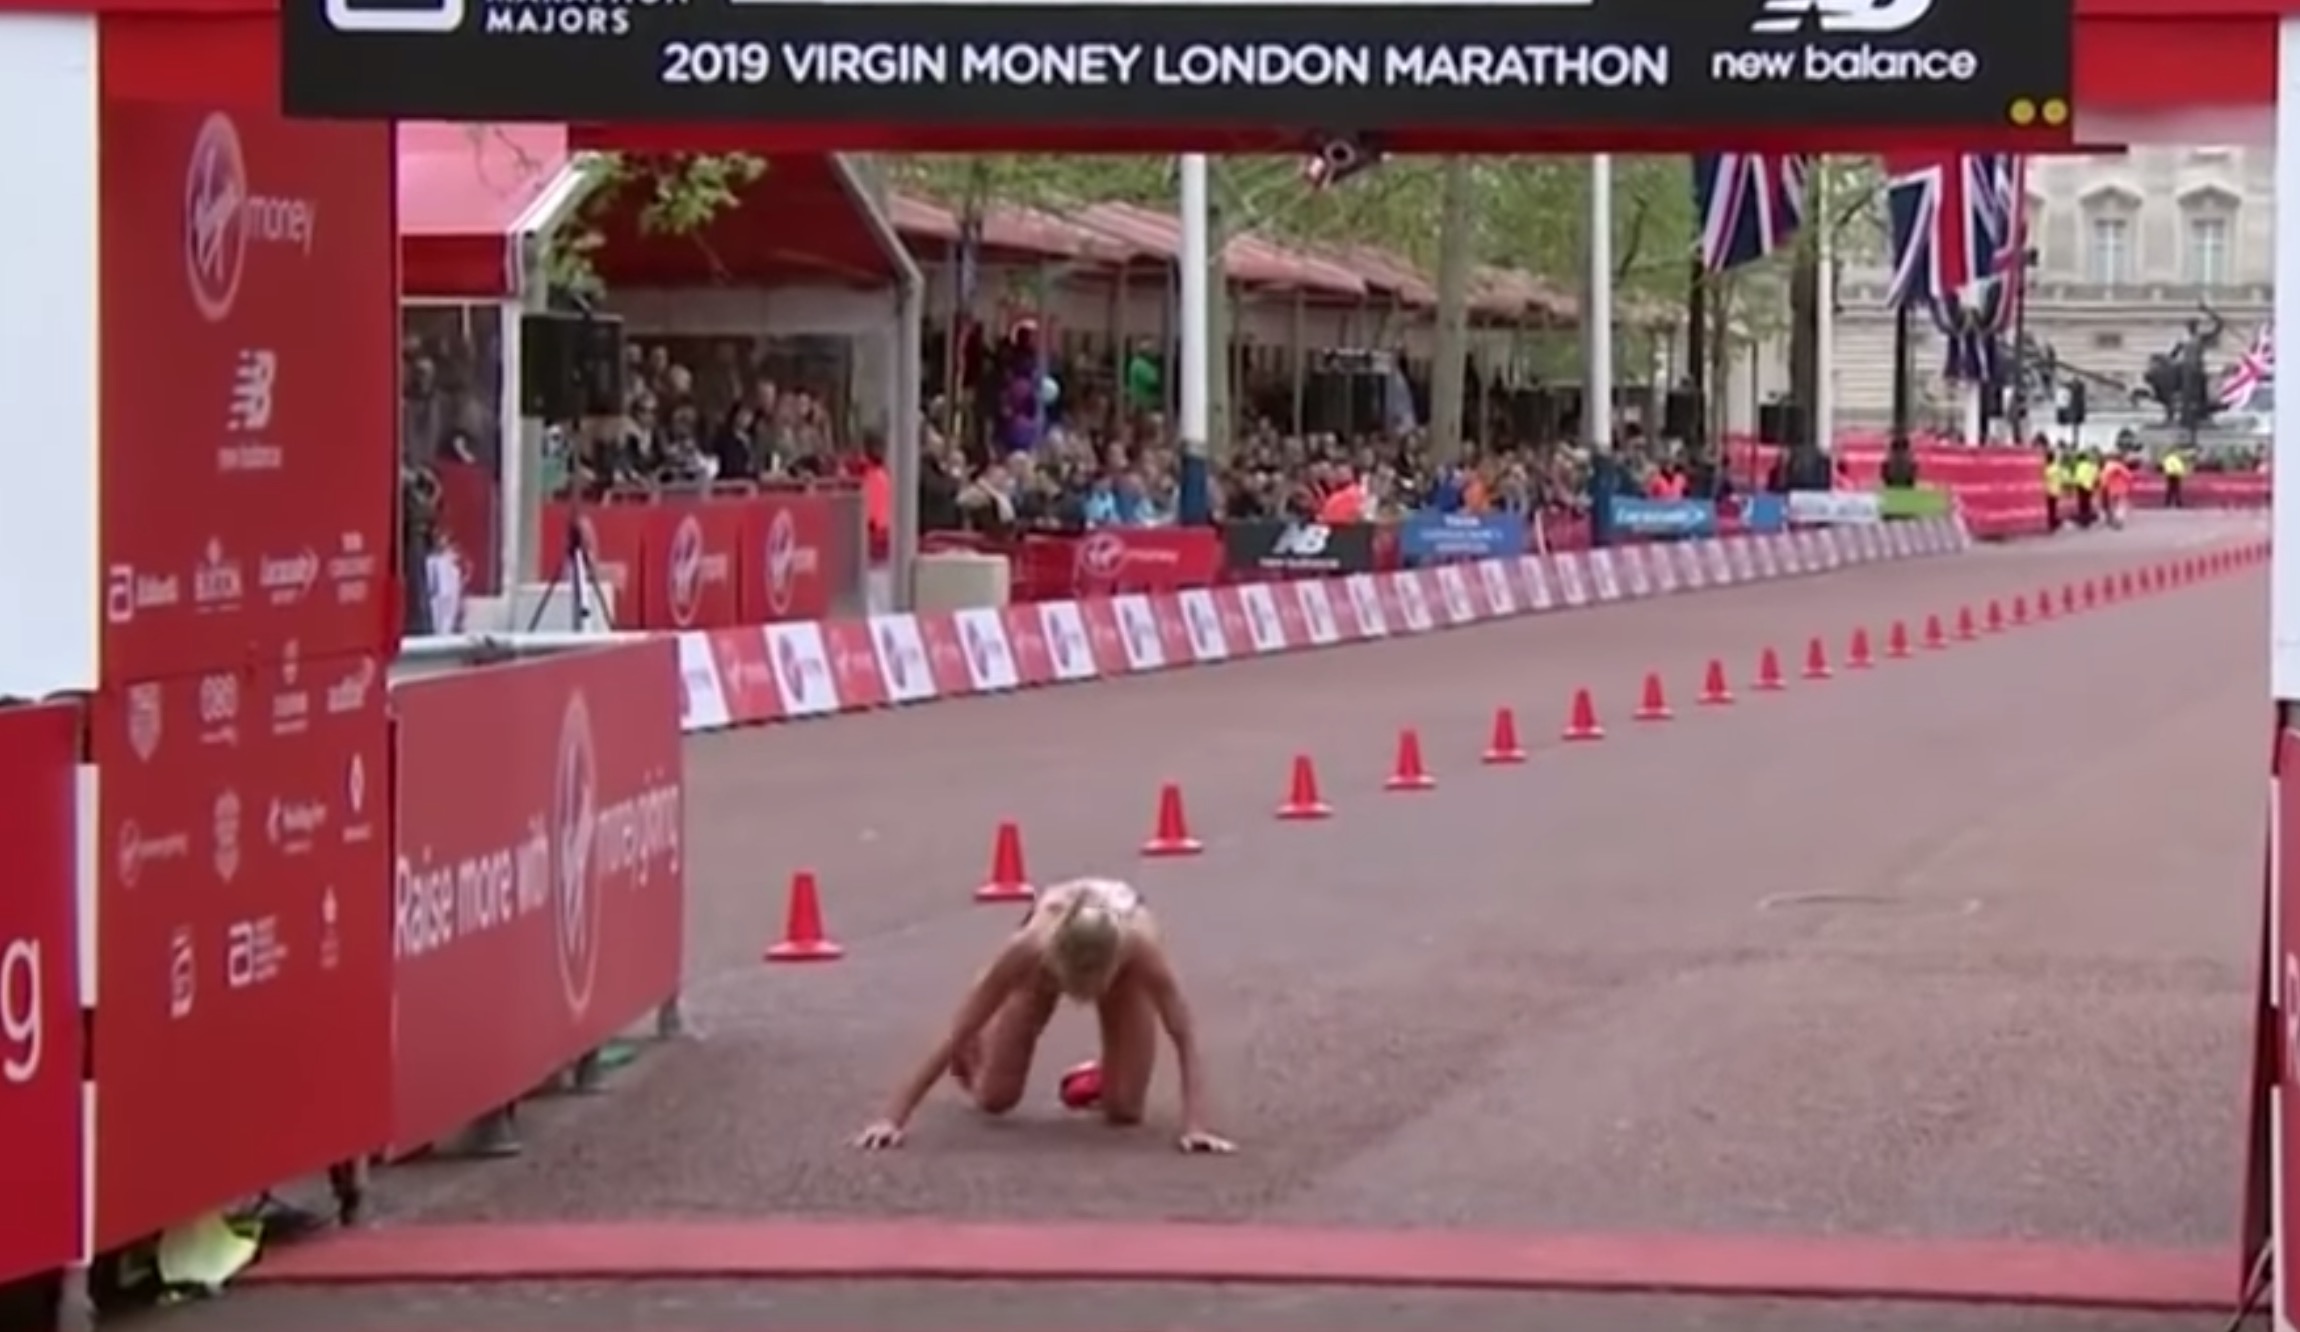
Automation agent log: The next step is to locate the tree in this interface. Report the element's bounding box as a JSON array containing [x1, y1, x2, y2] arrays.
[[457, 131, 768, 297]]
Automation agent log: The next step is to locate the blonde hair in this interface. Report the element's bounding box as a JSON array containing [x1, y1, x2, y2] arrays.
[[1045, 891, 1123, 998]]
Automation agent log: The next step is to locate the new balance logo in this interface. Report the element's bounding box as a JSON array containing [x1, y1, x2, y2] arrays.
[[1271, 525, 1331, 558], [227, 348, 276, 432], [1751, 0, 1933, 34]]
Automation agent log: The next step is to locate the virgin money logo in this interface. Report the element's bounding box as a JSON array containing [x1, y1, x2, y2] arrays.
[[553, 691, 603, 1017], [667, 515, 705, 627], [183, 112, 318, 324], [763, 508, 819, 617], [1075, 533, 1125, 589]]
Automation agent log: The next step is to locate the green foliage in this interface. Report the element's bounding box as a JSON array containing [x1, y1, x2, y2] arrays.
[[542, 151, 768, 295]]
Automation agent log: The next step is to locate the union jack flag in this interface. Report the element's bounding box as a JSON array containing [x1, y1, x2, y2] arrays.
[[1882, 153, 2024, 311], [1884, 153, 2026, 382], [1693, 154, 1811, 273], [2218, 323, 2274, 411]]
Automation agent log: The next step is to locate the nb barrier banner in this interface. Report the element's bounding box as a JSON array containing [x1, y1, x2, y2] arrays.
[[391, 640, 686, 1153], [1397, 512, 1528, 565], [0, 704, 84, 1284], [1608, 497, 1716, 539], [1785, 490, 1884, 526], [92, 652, 394, 1249], [538, 492, 849, 630], [1222, 520, 1380, 576]]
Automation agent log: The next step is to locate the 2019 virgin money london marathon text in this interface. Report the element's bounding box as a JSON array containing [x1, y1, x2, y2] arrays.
[[644, 40, 1671, 90]]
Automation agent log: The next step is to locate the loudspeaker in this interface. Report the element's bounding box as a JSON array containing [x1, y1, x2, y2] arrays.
[[520, 311, 627, 419], [1662, 389, 1699, 440], [1757, 400, 1809, 446]]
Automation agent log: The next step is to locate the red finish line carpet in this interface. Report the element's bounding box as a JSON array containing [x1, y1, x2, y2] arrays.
[[188, 516, 2270, 1332], [245, 1218, 2230, 1312]]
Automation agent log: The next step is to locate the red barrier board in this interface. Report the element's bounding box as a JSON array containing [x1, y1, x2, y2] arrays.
[[0, 703, 85, 1284], [539, 495, 838, 628], [2276, 725, 2300, 1329], [93, 653, 392, 1248], [390, 641, 685, 1153], [738, 494, 835, 623], [100, 104, 397, 683], [1016, 529, 1225, 600]]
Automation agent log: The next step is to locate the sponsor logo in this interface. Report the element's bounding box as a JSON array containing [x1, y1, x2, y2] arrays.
[[212, 789, 243, 883], [221, 348, 283, 473], [262, 548, 322, 606], [325, 0, 466, 33], [194, 538, 246, 610], [197, 672, 241, 746], [763, 508, 820, 616], [267, 795, 329, 853], [1075, 532, 1127, 582], [183, 113, 317, 324], [1751, 0, 1932, 33], [1719, 0, 1975, 83], [116, 820, 192, 890], [1271, 524, 1330, 558], [327, 657, 377, 714], [127, 683, 165, 761], [553, 690, 603, 1016], [105, 565, 183, 625]]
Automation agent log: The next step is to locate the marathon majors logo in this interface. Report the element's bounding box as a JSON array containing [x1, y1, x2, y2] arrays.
[[183, 112, 319, 323], [1715, 0, 1980, 84]]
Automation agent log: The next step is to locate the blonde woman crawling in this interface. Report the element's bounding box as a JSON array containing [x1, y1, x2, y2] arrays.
[[853, 877, 1235, 1154]]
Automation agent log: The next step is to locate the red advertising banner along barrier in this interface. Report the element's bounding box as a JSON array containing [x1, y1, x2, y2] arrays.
[[390, 640, 685, 1153], [0, 703, 86, 1284], [100, 104, 398, 684], [1011, 529, 1227, 601], [92, 653, 393, 1249], [538, 493, 839, 630]]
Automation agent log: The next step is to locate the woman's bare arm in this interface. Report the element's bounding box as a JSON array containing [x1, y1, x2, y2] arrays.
[[1136, 940, 1213, 1133], [876, 938, 1034, 1129]]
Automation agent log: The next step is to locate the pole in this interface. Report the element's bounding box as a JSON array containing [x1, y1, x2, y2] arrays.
[[1178, 154, 1212, 451], [1687, 256, 1707, 451], [1583, 153, 1615, 452], [1889, 300, 1912, 447], [1813, 163, 1836, 457]]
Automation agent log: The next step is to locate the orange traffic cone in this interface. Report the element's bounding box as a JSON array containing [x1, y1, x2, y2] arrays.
[[972, 821, 1034, 903], [1754, 646, 1788, 692], [1886, 620, 1912, 659], [2119, 571, 2137, 599], [1482, 707, 1528, 765], [1384, 728, 1436, 791], [1800, 636, 1831, 681], [1698, 658, 1735, 706], [1984, 599, 2005, 633], [2011, 595, 2029, 626], [2101, 574, 2120, 603], [1954, 605, 1979, 641], [1847, 627, 1875, 670], [766, 871, 844, 962], [1634, 671, 1673, 722], [1141, 783, 1204, 857], [1276, 754, 1332, 820], [1561, 688, 1605, 741], [2081, 579, 2098, 608], [2060, 583, 2078, 614], [1923, 613, 1948, 649]]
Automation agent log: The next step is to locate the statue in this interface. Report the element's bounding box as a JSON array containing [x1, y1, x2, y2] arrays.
[[2141, 306, 2226, 427]]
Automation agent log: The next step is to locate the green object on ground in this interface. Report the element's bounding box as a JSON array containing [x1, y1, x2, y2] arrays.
[[1877, 486, 1950, 520]]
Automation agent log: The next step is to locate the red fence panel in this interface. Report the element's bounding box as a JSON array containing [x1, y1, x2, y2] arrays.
[[737, 493, 837, 623], [0, 703, 84, 1283], [389, 641, 685, 1153], [92, 654, 393, 1249], [1011, 529, 1226, 601], [538, 494, 847, 628]]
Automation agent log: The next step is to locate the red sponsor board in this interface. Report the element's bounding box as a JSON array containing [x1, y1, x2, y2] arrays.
[[739, 494, 835, 623], [390, 641, 685, 1152], [93, 653, 392, 1247], [1018, 530, 1226, 599], [0, 703, 85, 1284], [539, 504, 646, 621], [101, 104, 396, 682], [640, 503, 741, 630]]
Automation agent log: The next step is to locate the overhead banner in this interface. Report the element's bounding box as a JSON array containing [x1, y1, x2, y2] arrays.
[[279, 0, 2072, 132]]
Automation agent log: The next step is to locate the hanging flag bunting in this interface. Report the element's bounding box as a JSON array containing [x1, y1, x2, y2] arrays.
[[2219, 323, 2275, 411], [1883, 153, 2025, 383], [1693, 153, 1811, 274]]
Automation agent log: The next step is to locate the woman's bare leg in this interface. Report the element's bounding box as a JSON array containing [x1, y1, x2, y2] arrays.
[[1095, 980, 1159, 1126], [970, 986, 1057, 1115]]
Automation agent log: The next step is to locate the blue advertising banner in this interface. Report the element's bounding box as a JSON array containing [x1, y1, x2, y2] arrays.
[[1607, 497, 1715, 539], [1397, 511, 1528, 564], [1721, 494, 1788, 535]]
